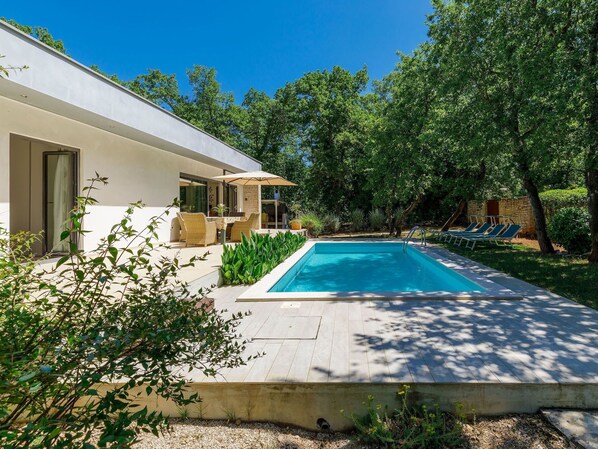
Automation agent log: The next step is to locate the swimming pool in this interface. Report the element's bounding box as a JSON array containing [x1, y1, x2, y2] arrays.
[[237, 240, 520, 301], [269, 242, 484, 293]]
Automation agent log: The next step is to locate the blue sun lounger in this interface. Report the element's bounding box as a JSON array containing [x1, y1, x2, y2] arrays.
[[459, 224, 506, 248], [461, 224, 522, 249], [443, 222, 492, 243]]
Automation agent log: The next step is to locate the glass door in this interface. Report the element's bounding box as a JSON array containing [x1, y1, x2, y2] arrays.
[[43, 151, 78, 254], [179, 175, 208, 213]]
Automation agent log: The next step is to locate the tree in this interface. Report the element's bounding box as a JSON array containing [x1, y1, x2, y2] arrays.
[[186, 65, 241, 143], [284, 66, 373, 215], [1, 18, 66, 54], [0, 177, 251, 448], [428, 0, 579, 254], [367, 48, 437, 233]]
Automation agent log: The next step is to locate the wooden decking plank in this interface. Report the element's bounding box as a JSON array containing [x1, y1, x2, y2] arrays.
[[266, 340, 300, 381], [287, 340, 317, 382], [328, 302, 350, 382], [307, 304, 336, 382], [244, 343, 282, 382], [348, 319, 370, 382]]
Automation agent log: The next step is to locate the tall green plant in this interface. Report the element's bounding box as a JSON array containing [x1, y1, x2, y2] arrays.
[[0, 176, 250, 448], [220, 232, 306, 285], [350, 386, 465, 449], [350, 209, 365, 232]]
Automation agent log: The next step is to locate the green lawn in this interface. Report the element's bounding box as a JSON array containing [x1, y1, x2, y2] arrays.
[[434, 239, 598, 310]]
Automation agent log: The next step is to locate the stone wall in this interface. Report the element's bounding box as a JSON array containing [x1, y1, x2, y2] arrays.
[[242, 185, 261, 217], [468, 196, 536, 237], [499, 197, 535, 237], [467, 200, 486, 218]]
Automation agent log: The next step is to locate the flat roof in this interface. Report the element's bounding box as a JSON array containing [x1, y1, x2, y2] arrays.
[[0, 21, 261, 173]]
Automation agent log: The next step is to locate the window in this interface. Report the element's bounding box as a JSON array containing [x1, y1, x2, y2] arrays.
[[179, 174, 208, 213]]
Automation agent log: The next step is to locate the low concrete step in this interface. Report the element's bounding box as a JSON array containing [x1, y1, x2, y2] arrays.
[[542, 409, 598, 449]]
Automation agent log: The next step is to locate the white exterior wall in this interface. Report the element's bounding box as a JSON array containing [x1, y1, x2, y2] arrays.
[[0, 96, 232, 250]]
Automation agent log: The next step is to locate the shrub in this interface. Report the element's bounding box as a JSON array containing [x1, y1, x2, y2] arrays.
[[369, 209, 386, 231], [350, 209, 365, 232], [350, 386, 466, 449], [548, 207, 591, 254], [540, 187, 587, 217], [221, 232, 307, 285], [322, 214, 341, 234], [0, 176, 249, 448], [299, 212, 323, 237]]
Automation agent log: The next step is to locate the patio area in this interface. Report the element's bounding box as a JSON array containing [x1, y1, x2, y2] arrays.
[[139, 243, 598, 430]]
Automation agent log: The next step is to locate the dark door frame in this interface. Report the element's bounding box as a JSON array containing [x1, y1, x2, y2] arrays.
[[42, 150, 79, 255]]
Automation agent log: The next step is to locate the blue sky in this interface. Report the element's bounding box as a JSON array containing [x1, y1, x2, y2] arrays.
[[3, 0, 433, 98]]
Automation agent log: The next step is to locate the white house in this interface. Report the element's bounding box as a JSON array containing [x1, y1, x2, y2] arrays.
[[0, 21, 262, 255]]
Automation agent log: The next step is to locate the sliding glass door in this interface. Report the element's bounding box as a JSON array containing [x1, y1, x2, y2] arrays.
[[43, 151, 78, 254], [179, 175, 208, 213]]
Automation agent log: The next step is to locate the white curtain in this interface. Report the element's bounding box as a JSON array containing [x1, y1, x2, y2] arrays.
[[51, 155, 70, 253]]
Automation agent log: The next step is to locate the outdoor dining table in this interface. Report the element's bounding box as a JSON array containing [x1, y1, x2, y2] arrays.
[[205, 216, 245, 243]]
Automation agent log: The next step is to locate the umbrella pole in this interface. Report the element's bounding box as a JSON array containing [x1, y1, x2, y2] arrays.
[[275, 201, 278, 229]]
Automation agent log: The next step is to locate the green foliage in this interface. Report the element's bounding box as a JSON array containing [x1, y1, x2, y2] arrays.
[[548, 207, 592, 254], [322, 214, 341, 234], [220, 232, 306, 285], [1, 18, 66, 53], [368, 209, 386, 231], [350, 209, 365, 232], [0, 176, 250, 448], [351, 386, 465, 448], [298, 212, 323, 237], [540, 188, 588, 217]]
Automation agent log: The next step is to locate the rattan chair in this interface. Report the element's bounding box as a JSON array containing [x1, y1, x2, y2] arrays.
[[182, 213, 217, 247], [231, 213, 260, 242], [176, 212, 187, 242]]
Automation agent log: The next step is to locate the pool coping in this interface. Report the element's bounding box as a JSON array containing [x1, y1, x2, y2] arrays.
[[237, 239, 522, 302]]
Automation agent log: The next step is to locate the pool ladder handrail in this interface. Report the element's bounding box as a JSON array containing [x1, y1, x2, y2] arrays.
[[403, 226, 427, 252]]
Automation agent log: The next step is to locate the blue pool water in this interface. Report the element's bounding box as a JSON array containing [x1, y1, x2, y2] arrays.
[[269, 242, 484, 293]]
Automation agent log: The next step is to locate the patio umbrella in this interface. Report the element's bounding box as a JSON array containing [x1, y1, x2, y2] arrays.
[[212, 171, 297, 228], [212, 170, 297, 186]]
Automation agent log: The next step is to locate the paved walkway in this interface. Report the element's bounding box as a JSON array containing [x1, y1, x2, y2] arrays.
[[187, 246, 598, 385]]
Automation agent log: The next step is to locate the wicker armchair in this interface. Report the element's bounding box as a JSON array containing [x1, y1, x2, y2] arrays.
[[231, 213, 261, 242], [176, 212, 187, 242], [182, 213, 217, 247]]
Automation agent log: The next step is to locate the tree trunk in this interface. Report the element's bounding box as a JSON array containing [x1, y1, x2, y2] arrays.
[[441, 199, 467, 231], [588, 169, 598, 262], [394, 196, 423, 237], [510, 122, 555, 254], [522, 174, 555, 254], [586, 13, 598, 263]]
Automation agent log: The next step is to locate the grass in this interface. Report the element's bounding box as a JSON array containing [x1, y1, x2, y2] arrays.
[[433, 239, 598, 310]]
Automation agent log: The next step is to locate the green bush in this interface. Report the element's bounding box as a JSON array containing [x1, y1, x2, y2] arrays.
[[540, 187, 587, 216], [221, 232, 307, 285], [322, 214, 341, 234], [350, 209, 365, 232], [369, 209, 386, 231], [548, 207, 591, 254], [299, 212, 323, 237], [0, 176, 249, 448], [350, 386, 466, 449]]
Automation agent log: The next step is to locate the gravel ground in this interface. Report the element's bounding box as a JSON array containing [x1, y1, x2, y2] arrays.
[[133, 414, 571, 449]]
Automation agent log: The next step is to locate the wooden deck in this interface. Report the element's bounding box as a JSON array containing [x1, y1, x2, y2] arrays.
[[148, 245, 598, 429], [188, 248, 598, 385]]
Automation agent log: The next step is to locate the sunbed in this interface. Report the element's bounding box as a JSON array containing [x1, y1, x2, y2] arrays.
[[460, 223, 507, 249], [443, 222, 492, 243]]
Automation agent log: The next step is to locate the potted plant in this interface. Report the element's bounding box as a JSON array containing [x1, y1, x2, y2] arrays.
[[289, 218, 302, 231], [211, 203, 229, 244]]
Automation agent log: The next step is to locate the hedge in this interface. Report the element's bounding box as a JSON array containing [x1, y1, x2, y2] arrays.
[[539, 187, 587, 217]]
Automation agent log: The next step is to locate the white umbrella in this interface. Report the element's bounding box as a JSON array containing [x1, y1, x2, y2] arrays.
[[212, 171, 297, 228], [212, 171, 297, 186]]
